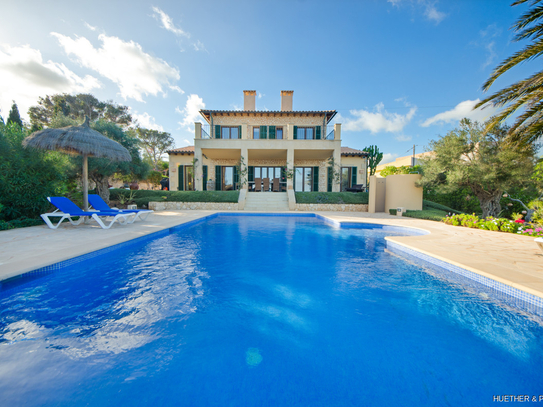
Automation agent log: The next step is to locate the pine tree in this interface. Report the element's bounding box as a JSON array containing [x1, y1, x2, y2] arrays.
[[7, 102, 23, 127]]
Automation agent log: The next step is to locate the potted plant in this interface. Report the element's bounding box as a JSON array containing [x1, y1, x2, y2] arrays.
[[207, 178, 215, 191]]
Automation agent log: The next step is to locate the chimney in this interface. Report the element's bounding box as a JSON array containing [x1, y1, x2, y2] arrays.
[[243, 90, 256, 111], [281, 90, 293, 111]]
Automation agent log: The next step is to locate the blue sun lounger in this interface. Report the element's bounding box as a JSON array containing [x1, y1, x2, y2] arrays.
[[88, 194, 153, 223], [41, 197, 134, 229]]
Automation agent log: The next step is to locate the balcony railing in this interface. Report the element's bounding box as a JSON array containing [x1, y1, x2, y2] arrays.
[[201, 124, 211, 139], [326, 127, 335, 140]]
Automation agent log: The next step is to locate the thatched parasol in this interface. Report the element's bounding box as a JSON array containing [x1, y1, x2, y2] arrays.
[[23, 116, 131, 211]]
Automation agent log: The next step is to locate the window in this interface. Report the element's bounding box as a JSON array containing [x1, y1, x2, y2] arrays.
[[341, 167, 351, 191], [297, 127, 314, 140], [253, 127, 260, 139], [221, 127, 239, 139], [185, 166, 194, 191], [276, 127, 283, 139]]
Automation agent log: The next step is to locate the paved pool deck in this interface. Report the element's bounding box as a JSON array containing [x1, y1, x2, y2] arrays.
[[1, 210, 543, 301]]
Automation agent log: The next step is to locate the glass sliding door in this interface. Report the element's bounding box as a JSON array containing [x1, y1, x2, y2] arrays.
[[223, 167, 235, 190], [294, 167, 313, 192], [251, 166, 286, 191], [185, 166, 194, 191]]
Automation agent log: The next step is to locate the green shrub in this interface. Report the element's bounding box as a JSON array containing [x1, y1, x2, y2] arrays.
[[295, 192, 369, 205], [0, 217, 44, 230], [109, 189, 239, 207]]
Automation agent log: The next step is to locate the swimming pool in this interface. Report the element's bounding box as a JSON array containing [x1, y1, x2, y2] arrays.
[[1, 214, 542, 406]]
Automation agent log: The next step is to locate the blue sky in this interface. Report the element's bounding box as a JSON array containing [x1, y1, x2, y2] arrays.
[[0, 0, 533, 163]]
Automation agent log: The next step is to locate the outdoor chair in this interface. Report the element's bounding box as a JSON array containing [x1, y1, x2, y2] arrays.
[[272, 178, 280, 192], [88, 194, 153, 223], [254, 178, 262, 192], [41, 197, 134, 230], [262, 178, 270, 192]]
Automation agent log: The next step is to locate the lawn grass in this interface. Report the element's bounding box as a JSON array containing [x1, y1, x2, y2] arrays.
[[389, 200, 462, 221]]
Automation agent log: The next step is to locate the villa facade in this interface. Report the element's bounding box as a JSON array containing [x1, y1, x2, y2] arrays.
[[168, 90, 368, 194]]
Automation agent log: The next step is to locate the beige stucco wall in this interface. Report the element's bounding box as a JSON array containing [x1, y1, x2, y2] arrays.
[[368, 176, 386, 213], [340, 156, 368, 187], [384, 174, 423, 212]]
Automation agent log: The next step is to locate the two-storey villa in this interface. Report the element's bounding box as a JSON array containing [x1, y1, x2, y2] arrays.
[[168, 90, 368, 202]]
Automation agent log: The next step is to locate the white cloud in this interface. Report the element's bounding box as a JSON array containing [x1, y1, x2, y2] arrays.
[[388, 0, 446, 24], [84, 22, 97, 31], [0, 44, 100, 121], [343, 102, 417, 133], [131, 112, 164, 131], [395, 134, 412, 142], [169, 85, 184, 94], [151, 7, 190, 38], [424, 4, 446, 24], [176, 94, 205, 129], [258, 92, 264, 99], [381, 153, 399, 165], [421, 99, 501, 127], [52, 33, 180, 102], [474, 24, 501, 70]]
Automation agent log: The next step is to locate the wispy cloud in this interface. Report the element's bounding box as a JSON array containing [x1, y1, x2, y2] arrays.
[[84, 22, 97, 31], [388, 0, 446, 24], [343, 102, 417, 133], [151, 7, 190, 38], [395, 134, 412, 142], [0, 44, 100, 120], [176, 94, 205, 129], [192, 40, 208, 53], [52, 33, 180, 102], [421, 99, 501, 127], [473, 24, 501, 70], [169, 85, 184, 94]]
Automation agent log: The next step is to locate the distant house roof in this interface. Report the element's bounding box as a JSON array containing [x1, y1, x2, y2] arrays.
[[341, 147, 368, 157], [168, 145, 368, 157], [167, 146, 194, 155], [199, 110, 337, 124]]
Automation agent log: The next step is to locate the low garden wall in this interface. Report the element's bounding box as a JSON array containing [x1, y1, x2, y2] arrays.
[[294, 204, 368, 212], [149, 202, 239, 211]]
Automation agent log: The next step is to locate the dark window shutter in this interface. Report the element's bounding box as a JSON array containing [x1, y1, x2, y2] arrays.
[[260, 125, 267, 139], [248, 166, 254, 182], [269, 125, 276, 139], [238, 125, 242, 139], [315, 126, 321, 140], [215, 166, 221, 191], [351, 167, 357, 187], [293, 126, 298, 140], [215, 125, 221, 139], [313, 166, 319, 192], [178, 166, 184, 191], [327, 167, 332, 192], [203, 165, 208, 191]]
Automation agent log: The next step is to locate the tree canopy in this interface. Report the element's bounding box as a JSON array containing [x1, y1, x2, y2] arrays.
[[29, 93, 132, 130], [132, 127, 175, 171], [7, 102, 23, 127], [418, 119, 537, 218], [476, 0, 543, 145]]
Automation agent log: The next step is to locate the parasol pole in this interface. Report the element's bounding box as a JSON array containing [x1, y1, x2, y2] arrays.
[[82, 154, 89, 211]]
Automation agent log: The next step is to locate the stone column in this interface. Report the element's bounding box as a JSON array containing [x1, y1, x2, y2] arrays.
[[287, 148, 294, 190], [195, 146, 203, 191], [334, 123, 341, 141], [332, 147, 341, 192], [241, 146, 248, 190]]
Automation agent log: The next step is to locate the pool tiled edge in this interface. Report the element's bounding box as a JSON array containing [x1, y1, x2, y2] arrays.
[[386, 239, 543, 317]]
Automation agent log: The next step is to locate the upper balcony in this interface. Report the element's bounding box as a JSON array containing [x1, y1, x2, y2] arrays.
[[196, 123, 341, 141]]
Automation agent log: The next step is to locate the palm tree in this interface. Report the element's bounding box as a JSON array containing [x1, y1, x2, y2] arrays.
[[476, 0, 543, 145]]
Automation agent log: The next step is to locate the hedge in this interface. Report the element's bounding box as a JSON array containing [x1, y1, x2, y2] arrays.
[[109, 189, 239, 207], [295, 192, 369, 205]]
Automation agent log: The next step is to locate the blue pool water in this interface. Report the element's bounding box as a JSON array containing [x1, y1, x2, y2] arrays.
[[1, 215, 543, 406]]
